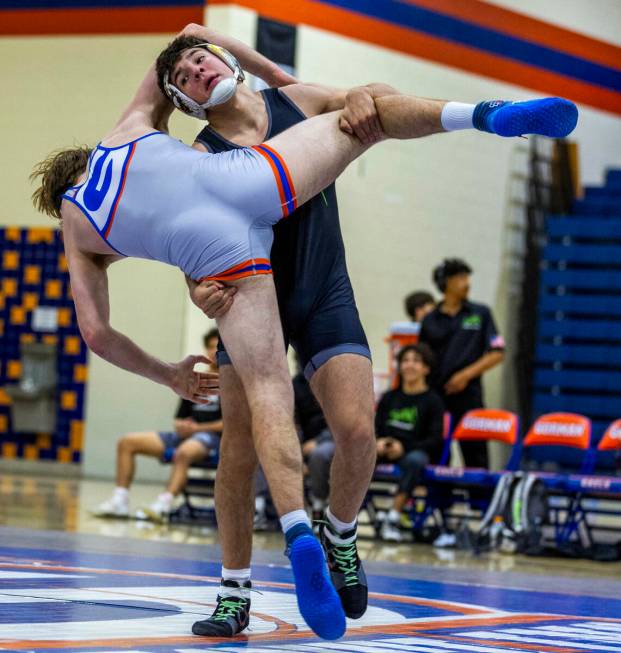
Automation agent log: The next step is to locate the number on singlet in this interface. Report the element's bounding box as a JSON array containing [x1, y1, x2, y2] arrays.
[[75, 144, 134, 235]]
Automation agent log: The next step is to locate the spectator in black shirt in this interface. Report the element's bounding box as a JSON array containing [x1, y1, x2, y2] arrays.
[[420, 259, 505, 468], [375, 343, 444, 542], [92, 329, 223, 521], [404, 290, 436, 323]]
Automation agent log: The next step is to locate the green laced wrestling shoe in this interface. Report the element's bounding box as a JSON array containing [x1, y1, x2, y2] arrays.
[[318, 519, 368, 619], [192, 579, 251, 637]]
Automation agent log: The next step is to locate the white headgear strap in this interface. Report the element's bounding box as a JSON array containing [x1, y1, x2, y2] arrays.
[[163, 42, 245, 120]]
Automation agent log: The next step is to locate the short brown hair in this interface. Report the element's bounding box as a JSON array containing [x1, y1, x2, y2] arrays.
[[404, 291, 435, 320], [155, 35, 206, 98], [398, 343, 435, 373], [30, 146, 92, 222], [203, 328, 219, 348]]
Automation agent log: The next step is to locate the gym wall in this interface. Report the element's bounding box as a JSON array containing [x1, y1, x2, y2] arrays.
[[1, 1, 619, 479]]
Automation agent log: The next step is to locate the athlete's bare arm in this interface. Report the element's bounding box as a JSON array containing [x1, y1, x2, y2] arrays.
[[62, 219, 217, 402], [113, 23, 295, 136]]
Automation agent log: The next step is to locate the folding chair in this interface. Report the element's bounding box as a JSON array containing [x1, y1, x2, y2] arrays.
[[420, 409, 520, 533], [521, 412, 593, 546]]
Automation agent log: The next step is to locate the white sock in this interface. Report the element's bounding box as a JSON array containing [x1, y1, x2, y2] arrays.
[[324, 507, 358, 545], [222, 566, 251, 583], [441, 102, 475, 131], [255, 495, 266, 514], [221, 567, 251, 598], [388, 508, 400, 523], [157, 491, 173, 507], [279, 509, 311, 534], [312, 497, 326, 512], [113, 487, 129, 504]]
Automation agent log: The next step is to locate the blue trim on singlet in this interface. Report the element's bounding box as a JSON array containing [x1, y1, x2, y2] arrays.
[[60, 132, 165, 256], [100, 141, 135, 238], [96, 131, 165, 150], [61, 194, 127, 257], [217, 262, 273, 278], [255, 144, 295, 216], [303, 343, 372, 380]]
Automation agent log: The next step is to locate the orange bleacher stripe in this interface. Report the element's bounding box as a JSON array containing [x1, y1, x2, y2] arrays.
[[210, 0, 621, 116], [406, 0, 621, 72], [0, 6, 202, 36]]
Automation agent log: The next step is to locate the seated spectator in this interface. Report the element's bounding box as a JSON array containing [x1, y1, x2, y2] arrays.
[[404, 290, 436, 323], [254, 369, 335, 530], [93, 329, 222, 522], [375, 343, 445, 542]]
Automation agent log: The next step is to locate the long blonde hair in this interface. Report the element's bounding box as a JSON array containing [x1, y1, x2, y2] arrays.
[[31, 146, 91, 221]]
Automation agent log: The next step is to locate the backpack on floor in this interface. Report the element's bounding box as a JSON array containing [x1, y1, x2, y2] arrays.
[[475, 472, 549, 555], [500, 472, 549, 555], [474, 472, 519, 552]]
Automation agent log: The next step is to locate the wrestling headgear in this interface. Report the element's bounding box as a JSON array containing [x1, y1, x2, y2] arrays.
[[163, 42, 245, 120]]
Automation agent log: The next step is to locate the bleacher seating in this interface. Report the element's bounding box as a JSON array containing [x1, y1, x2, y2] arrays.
[[534, 167, 621, 468]]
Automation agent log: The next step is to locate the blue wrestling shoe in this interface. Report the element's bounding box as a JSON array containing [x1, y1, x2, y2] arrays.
[[287, 525, 346, 640], [473, 97, 578, 138]]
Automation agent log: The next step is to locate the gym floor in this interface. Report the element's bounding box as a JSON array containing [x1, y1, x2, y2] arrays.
[[1, 473, 620, 652]]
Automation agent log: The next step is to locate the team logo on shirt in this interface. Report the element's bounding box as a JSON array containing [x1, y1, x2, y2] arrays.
[[387, 406, 418, 430], [461, 314, 482, 330]]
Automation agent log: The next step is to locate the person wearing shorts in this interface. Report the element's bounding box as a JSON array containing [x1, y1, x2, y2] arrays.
[[92, 329, 222, 522]]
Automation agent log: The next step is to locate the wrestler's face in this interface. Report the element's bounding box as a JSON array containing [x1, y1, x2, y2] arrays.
[[172, 48, 233, 104]]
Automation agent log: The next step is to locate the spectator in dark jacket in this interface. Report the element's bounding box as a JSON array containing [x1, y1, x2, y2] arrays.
[[375, 343, 444, 541]]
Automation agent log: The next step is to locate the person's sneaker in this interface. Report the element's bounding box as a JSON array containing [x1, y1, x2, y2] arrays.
[[91, 496, 129, 518], [380, 518, 402, 543], [287, 530, 346, 640], [192, 580, 251, 637], [433, 531, 457, 548], [253, 508, 275, 532], [141, 496, 172, 523], [473, 97, 578, 138], [319, 519, 368, 620]]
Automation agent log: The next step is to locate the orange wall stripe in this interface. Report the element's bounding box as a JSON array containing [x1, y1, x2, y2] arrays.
[[0, 6, 202, 36]]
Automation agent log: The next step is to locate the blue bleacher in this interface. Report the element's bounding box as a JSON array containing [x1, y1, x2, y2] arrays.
[[546, 217, 621, 237], [539, 293, 621, 316], [533, 169, 621, 469]]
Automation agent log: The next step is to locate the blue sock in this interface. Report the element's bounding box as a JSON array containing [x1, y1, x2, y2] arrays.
[[285, 522, 313, 548]]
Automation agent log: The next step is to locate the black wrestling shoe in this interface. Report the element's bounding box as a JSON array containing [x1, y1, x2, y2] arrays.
[[319, 519, 368, 619], [192, 579, 251, 637]]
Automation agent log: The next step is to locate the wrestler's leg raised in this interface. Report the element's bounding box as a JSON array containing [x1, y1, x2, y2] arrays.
[[263, 94, 577, 208]]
